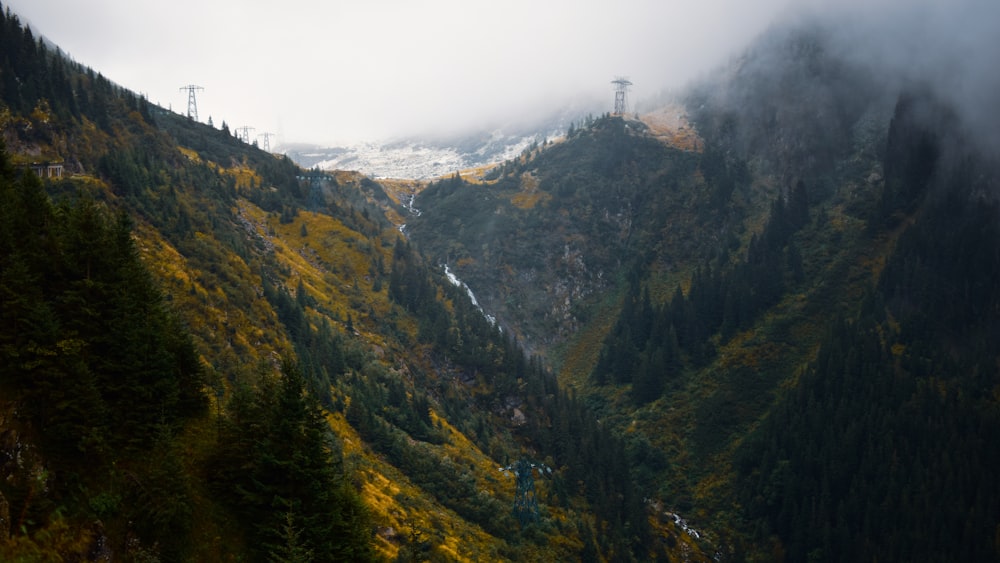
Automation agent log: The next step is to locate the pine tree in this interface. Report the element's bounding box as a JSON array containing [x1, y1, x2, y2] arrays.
[[267, 506, 315, 563], [211, 360, 373, 562]]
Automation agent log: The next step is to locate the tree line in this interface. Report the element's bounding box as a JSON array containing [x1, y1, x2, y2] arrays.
[[737, 91, 1000, 561], [591, 178, 810, 405]]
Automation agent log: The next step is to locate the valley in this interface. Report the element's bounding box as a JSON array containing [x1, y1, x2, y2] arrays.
[[2, 4, 999, 563]]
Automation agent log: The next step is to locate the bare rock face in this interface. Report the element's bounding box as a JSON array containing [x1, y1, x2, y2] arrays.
[[511, 407, 527, 426]]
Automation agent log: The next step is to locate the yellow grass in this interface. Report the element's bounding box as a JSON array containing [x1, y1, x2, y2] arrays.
[[134, 219, 289, 365], [177, 146, 201, 162], [508, 171, 551, 210], [455, 164, 498, 184], [378, 178, 425, 206], [640, 105, 704, 152], [326, 409, 510, 561]]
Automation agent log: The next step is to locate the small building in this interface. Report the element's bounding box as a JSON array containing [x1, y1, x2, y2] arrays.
[[28, 162, 64, 179]]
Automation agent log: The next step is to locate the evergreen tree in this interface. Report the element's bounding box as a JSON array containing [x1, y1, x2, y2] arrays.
[[210, 360, 373, 562]]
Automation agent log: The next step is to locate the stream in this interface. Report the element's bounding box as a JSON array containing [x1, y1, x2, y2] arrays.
[[443, 264, 498, 328]]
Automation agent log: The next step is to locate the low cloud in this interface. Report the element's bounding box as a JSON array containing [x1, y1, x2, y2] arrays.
[[8, 0, 996, 149], [793, 0, 1000, 152]]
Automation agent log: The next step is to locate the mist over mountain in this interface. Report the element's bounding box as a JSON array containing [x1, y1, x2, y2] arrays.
[[403, 5, 1000, 561], [280, 0, 1000, 180], [2, 1, 999, 561], [4, 0, 794, 148], [699, 0, 1000, 155]]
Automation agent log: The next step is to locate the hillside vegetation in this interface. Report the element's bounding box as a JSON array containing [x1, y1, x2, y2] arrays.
[[0, 6, 705, 562], [405, 21, 1000, 562], [3, 5, 999, 562]]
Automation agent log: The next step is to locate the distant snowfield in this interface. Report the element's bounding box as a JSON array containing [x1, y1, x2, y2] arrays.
[[280, 121, 575, 180], [313, 142, 470, 179]]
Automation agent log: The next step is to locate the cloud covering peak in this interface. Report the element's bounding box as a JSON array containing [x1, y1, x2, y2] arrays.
[[6, 0, 997, 149]]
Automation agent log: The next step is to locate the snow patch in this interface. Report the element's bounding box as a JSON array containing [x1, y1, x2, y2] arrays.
[[283, 129, 559, 180]]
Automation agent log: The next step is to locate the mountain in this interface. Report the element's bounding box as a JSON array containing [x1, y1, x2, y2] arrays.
[[0, 7, 684, 562], [403, 16, 1000, 563], [3, 4, 1000, 563]]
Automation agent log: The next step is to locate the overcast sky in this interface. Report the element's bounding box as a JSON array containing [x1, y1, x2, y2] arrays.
[[6, 0, 806, 146], [5, 0, 991, 148]]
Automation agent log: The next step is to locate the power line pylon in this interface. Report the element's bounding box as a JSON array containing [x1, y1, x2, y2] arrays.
[[499, 459, 552, 526], [258, 132, 276, 152], [611, 77, 632, 115], [179, 85, 204, 121], [235, 126, 255, 144]]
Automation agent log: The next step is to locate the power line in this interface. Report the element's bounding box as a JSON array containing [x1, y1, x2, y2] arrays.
[[235, 126, 256, 144], [258, 132, 276, 152], [499, 459, 552, 525], [179, 84, 204, 121]]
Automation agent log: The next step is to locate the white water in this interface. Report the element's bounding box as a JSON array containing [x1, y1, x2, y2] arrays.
[[669, 512, 702, 540], [397, 191, 421, 237], [404, 192, 421, 216], [443, 264, 497, 328]]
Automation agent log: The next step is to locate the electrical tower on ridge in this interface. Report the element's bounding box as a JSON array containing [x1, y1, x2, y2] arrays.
[[235, 126, 256, 145], [611, 76, 632, 115], [179, 85, 204, 121], [258, 132, 276, 152]]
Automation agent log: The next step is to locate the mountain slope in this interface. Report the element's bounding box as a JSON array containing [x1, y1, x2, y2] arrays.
[[404, 17, 1000, 562], [406, 114, 741, 358], [5, 5, 998, 562], [732, 89, 1000, 562], [0, 7, 694, 562]]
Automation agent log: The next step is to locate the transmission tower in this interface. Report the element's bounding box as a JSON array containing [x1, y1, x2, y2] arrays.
[[499, 459, 552, 525], [179, 85, 204, 121], [611, 76, 632, 115], [258, 132, 276, 152], [235, 126, 255, 144]]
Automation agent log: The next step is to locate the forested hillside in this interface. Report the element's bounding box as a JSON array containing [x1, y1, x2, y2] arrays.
[[3, 4, 999, 562], [406, 115, 743, 357], [734, 91, 1000, 562], [0, 5, 698, 561], [406, 21, 1000, 562]]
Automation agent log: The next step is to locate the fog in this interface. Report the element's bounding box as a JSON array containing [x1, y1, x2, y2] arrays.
[[6, 0, 998, 149], [5, 0, 791, 145], [799, 0, 1000, 152]]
